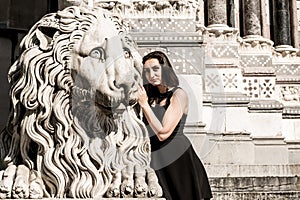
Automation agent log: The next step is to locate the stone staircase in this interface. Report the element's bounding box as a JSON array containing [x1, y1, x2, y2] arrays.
[[188, 132, 300, 199], [210, 175, 300, 199], [207, 161, 300, 199], [211, 191, 300, 200]]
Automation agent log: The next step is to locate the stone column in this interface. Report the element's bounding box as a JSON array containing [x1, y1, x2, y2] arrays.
[[233, 0, 240, 29], [58, 0, 81, 9], [227, 0, 240, 28], [261, 0, 271, 39], [197, 0, 205, 26], [242, 0, 262, 36], [207, 0, 227, 26], [290, 0, 299, 48], [272, 0, 291, 46]]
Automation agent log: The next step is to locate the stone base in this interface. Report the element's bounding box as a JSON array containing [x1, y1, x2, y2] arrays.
[[206, 164, 300, 177], [210, 176, 300, 199], [212, 191, 300, 200], [210, 176, 299, 192], [42, 198, 165, 200]]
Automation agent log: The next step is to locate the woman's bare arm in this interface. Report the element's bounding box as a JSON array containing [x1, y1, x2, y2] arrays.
[[138, 86, 188, 141]]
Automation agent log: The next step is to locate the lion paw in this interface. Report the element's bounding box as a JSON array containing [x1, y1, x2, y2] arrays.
[[0, 165, 44, 199], [12, 165, 30, 199], [134, 177, 148, 197], [146, 167, 163, 197], [148, 182, 163, 197], [0, 165, 16, 198], [29, 170, 44, 199], [106, 187, 120, 197], [120, 179, 134, 197]]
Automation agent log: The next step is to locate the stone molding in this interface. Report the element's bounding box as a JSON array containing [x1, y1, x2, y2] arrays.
[[59, 0, 200, 19], [130, 32, 202, 46], [282, 107, 300, 118], [207, 131, 252, 141], [248, 100, 283, 112], [274, 45, 300, 58], [276, 77, 300, 84], [183, 122, 206, 134], [240, 35, 274, 52], [242, 67, 275, 77], [198, 24, 239, 41], [203, 93, 250, 107], [251, 136, 287, 145]]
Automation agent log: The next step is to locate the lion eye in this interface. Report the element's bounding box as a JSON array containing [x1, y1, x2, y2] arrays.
[[89, 47, 105, 62], [123, 47, 131, 59]]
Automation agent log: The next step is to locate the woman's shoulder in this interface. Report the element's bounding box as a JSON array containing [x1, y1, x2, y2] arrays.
[[173, 87, 187, 96], [171, 87, 188, 102], [171, 87, 188, 113]]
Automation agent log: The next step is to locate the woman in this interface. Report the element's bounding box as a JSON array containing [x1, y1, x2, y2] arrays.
[[138, 51, 212, 200]]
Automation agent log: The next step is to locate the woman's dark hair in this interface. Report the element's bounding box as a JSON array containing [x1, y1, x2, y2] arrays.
[[142, 51, 179, 87], [142, 51, 179, 105]]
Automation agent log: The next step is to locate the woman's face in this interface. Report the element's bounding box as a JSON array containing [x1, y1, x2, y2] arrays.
[[143, 58, 162, 86]]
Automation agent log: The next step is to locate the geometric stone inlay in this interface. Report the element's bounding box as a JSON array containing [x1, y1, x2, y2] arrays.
[[171, 49, 200, 74], [173, 47, 204, 75], [139, 47, 203, 74], [127, 18, 196, 32], [205, 71, 221, 92], [211, 45, 239, 58], [240, 55, 272, 67], [242, 77, 260, 98], [242, 77, 276, 99], [205, 68, 242, 93], [259, 78, 276, 98], [223, 73, 238, 90], [274, 64, 300, 76]]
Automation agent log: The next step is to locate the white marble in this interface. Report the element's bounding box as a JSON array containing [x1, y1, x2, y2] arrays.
[[179, 74, 203, 124]]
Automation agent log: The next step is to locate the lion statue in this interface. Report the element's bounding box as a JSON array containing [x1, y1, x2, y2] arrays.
[[0, 6, 162, 199]]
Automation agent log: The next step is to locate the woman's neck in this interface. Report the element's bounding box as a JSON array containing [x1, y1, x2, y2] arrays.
[[156, 85, 166, 93], [157, 85, 173, 94]]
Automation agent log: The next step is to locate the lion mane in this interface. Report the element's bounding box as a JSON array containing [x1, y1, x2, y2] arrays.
[[0, 6, 161, 199]]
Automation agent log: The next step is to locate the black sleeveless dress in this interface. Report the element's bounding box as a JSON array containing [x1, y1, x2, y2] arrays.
[[145, 87, 212, 200]]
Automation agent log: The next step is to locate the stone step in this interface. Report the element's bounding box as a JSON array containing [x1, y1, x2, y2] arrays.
[[210, 176, 300, 199], [209, 176, 300, 192], [40, 198, 165, 200], [212, 191, 300, 200], [205, 164, 300, 177]]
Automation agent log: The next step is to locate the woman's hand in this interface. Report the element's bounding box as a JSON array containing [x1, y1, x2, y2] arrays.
[[138, 84, 148, 108]]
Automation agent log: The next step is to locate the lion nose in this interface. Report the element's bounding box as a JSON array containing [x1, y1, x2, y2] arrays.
[[114, 65, 138, 103], [115, 70, 136, 92]]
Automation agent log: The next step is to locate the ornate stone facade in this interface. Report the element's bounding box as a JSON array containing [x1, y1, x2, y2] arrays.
[[1, 0, 300, 199], [77, 0, 300, 199]]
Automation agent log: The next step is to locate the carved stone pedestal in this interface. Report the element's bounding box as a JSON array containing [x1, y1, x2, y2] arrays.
[[43, 199, 165, 200]]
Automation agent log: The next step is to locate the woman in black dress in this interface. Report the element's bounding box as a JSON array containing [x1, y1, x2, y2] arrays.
[[138, 51, 212, 200]]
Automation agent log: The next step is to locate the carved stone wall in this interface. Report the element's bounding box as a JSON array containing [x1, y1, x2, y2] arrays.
[[1, 0, 300, 199]]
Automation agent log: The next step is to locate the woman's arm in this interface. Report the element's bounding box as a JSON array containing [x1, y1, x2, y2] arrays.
[[138, 85, 188, 141]]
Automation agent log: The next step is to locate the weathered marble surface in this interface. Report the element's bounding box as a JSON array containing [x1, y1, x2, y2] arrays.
[[272, 0, 292, 46], [0, 5, 162, 199], [242, 0, 261, 36], [207, 0, 227, 25]]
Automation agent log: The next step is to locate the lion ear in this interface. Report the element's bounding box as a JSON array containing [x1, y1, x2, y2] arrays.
[[36, 26, 57, 51]]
